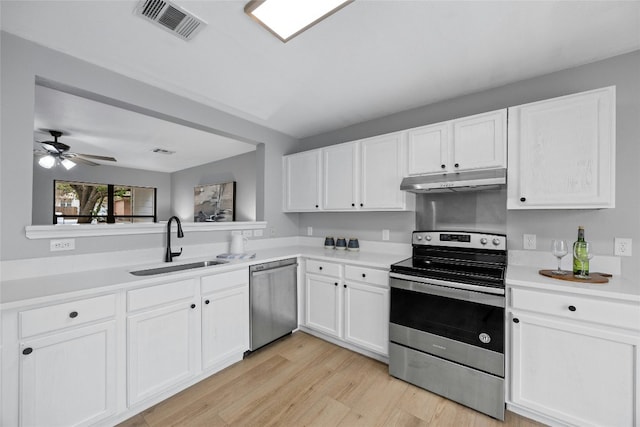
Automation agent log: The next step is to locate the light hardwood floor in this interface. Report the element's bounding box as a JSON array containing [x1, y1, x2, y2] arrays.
[[119, 332, 544, 427]]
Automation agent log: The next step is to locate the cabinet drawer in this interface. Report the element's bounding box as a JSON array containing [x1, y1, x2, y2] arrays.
[[511, 287, 640, 331], [128, 279, 196, 312], [201, 268, 248, 294], [306, 259, 341, 277], [345, 265, 388, 287], [20, 294, 116, 338]]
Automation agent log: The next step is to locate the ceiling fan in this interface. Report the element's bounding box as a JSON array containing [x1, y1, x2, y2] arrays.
[[34, 130, 117, 170]]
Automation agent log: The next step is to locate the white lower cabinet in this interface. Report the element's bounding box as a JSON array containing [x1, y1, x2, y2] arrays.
[[201, 270, 249, 371], [127, 300, 199, 405], [304, 259, 389, 357], [305, 273, 342, 337], [20, 321, 117, 427], [508, 286, 640, 427], [1, 267, 253, 426], [343, 279, 389, 355], [1, 293, 118, 427]]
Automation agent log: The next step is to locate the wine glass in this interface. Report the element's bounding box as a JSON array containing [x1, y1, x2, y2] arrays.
[[573, 242, 594, 279], [550, 240, 569, 275]]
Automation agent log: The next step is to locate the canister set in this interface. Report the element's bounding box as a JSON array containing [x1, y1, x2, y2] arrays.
[[324, 237, 359, 251]]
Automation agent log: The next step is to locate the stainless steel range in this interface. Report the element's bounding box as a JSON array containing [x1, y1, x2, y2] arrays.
[[389, 230, 507, 420]]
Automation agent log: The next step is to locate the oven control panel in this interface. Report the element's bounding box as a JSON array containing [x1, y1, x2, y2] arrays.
[[413, 231, 506, 251]]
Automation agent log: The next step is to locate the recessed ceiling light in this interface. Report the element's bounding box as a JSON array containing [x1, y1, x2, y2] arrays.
[[245, 0, 353, 42]]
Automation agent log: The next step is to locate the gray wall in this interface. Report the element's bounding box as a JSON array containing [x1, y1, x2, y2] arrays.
[[0, 32, 298, 261], [299, 51, 640, 277], [171, 150, 257, 223], [32, 160, 172, 225]]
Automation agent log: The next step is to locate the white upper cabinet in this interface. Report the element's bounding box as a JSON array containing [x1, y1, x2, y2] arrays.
[[452, 109, 507, 172], [407, 109, 507, 175], [283, 150, 322, 212], [507, 86, 615, 209], [407, 122, 450, 175], [286, 132, 412, 212], [322, 142, 359, 210], [360, 132, 408, 210]]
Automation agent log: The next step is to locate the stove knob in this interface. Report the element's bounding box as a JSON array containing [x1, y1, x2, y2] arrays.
[[492, 238, 501, 246], [416, 235, 423, 241], [425, 235, 432, 241], [480, 238, 488, 245]]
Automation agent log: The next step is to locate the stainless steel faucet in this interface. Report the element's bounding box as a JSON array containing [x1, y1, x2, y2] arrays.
[[165, 216, 184, 262]]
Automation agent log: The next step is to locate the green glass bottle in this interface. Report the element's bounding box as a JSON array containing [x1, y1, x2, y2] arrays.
[[572, 226, 589, 276]]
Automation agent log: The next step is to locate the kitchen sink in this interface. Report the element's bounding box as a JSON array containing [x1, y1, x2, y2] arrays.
[[130, 259, 228, 276]]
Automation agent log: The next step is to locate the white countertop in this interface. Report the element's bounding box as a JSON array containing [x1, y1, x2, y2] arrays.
[[0, 245, 408, 309], [506, 265, 640, 303]]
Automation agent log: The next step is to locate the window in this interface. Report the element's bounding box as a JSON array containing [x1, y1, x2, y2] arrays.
[[54, 181, 157, 224]]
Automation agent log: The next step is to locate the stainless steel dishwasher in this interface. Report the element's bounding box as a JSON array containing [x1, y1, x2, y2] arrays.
[[248, 258, 298, 351]]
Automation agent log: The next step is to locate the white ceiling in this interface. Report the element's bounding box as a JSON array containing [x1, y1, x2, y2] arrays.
[[33, 85, 256, 173], [2, 0, 640, 169]]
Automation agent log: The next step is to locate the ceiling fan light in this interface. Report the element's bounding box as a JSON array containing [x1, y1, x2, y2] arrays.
[[61, 158, 76, 170], [245, 0, 352, 42], [38, 155, 55, 169]]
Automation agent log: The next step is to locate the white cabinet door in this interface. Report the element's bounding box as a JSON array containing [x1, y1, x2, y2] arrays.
[[305, 274, 342, 338], [343, 281, 389, 355], [510, 312, 639, 427], [322, 142, 359, 210], [507, 86, 615, 209], [283, 150, 321, 211], [360, 132, 407, 210], [127, 301, 199, 405], [201, 283, 249, 371], [452, 109, 507, 172], [20, 321, 117, 427], [406, 122, 450, 175]]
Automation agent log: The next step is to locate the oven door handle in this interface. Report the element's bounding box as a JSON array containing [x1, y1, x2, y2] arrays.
[[389, 273, 505, 307]]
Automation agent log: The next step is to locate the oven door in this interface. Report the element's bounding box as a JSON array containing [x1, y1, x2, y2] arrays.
[[389, 274, 504, 376]]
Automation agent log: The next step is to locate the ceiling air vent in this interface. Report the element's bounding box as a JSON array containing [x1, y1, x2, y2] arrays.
[[135, 0, 206, 41], [152, 148, 176, 155]]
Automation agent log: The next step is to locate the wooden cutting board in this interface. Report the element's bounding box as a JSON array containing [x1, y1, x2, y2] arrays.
[[538, 269, 611, 284]]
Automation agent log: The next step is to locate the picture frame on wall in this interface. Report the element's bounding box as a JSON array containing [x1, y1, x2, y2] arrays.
[[194, 181, 236, 222]]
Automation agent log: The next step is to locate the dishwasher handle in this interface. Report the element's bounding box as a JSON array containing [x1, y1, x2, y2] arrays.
[[251, 263, 298, 278]]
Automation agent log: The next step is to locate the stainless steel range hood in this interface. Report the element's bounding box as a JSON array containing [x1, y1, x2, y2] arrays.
[[400, 168, 506, 193]]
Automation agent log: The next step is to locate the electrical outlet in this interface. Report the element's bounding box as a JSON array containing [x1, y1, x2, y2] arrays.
[[50, 239, 75, 252], [523, 234, 536, 250], [307, 226, 313, 236], [270, 227, 276, 237], [231, 230, 242, 236], [382, 229, 390, 241], [242, 230, 252, 237], [253, 229, 263, 237], [614, 238, 632, 256]]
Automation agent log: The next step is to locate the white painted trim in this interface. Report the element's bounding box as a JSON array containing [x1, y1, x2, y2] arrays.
[[25, 221, 268, 239]]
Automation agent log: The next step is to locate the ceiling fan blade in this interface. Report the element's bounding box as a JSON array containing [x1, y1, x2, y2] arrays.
[[63, 155, 99, 166], [39, 142, 60, 153], [75, 153, 117, 162], [41, 140, 70, 153]]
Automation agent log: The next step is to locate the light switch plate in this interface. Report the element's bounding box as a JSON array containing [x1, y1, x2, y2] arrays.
[[382, 229, 390, 241], [523, 234, 536, 250], [307, 226, 313, 236], [253, 229, 263, 237], [614, 238, 632, 256]]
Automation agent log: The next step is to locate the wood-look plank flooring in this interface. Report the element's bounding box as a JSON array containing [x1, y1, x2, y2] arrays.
[[118, 332, 545, 427]]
